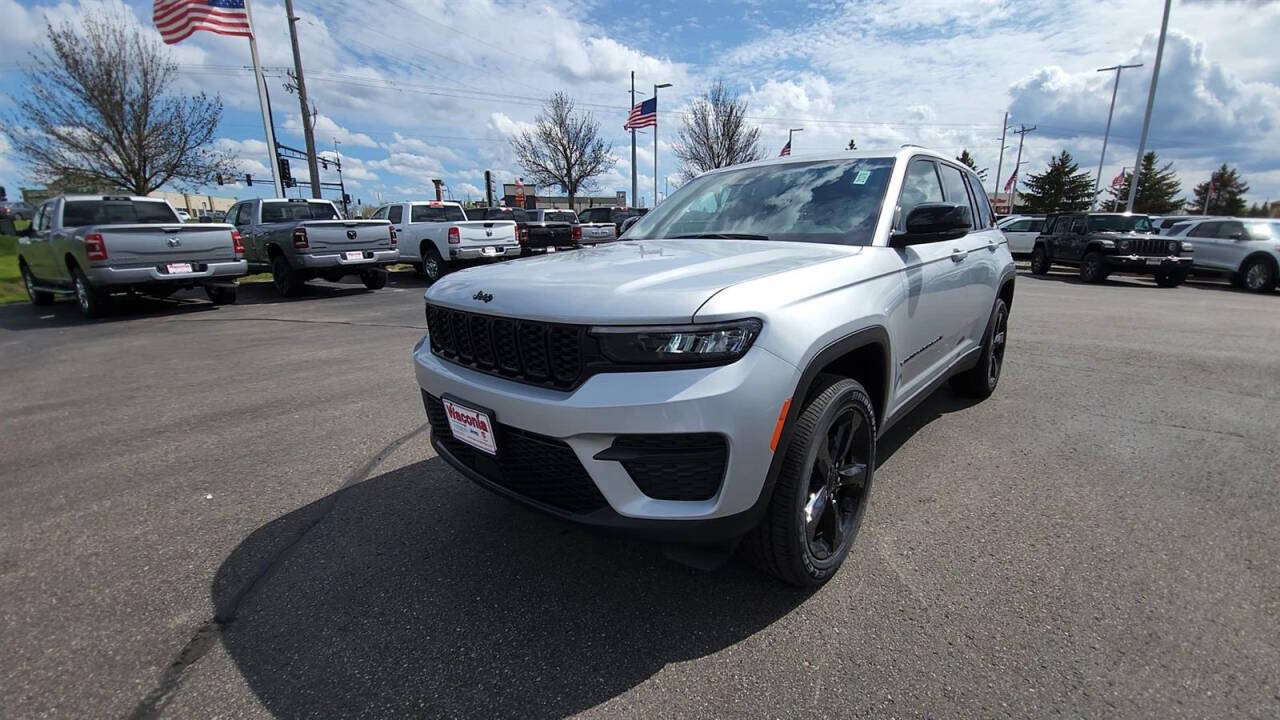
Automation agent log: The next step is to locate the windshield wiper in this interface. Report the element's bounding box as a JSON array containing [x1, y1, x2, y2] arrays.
[[671, 232, 771, 241]]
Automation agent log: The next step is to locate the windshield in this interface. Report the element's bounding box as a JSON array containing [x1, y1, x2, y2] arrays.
[[624, 157, 895, 246], [1088, 215, 1153, 233], [261, 201, 340, 222], [63, 200, 180, 226]]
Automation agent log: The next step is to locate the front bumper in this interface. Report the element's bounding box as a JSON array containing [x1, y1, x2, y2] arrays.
[[1105, 254, 1192, 271], [450, 244, 522, 261], [295, 249, 399, 269], [412, 337, 798, 542], [87, 259, 247, 287]]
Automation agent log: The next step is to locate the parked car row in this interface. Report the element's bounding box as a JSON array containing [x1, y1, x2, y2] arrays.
[[14, 194, 654, 318]]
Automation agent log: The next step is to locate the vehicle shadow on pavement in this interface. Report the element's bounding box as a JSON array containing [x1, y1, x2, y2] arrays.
[[0, 295, 218, 330], [212, 458, 815, 719], [1016, 270, 1158, 289], [232, 281, 382, 306], [875, 389, 981, 465]]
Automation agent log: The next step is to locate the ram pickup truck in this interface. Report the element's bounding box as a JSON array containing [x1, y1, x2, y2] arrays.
[[1029, 212, 1192, 287], [17, 195, 246, 318], [578, 206, 646, 242], [227, 198, 396, 297], [521, 209, 581, 254], [413, 147, 1015, 586], [373, 201, 519, 283]]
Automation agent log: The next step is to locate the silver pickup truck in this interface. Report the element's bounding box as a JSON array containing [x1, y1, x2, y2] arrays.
[[17, 195, 246, 318], [227, 198, 396, 297]]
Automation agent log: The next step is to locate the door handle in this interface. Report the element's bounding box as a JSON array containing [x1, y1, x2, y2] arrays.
[[950, 249, 967, 262]]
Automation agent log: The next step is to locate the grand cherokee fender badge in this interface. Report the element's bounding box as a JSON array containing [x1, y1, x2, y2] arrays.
[[472, 291, 494, 303]]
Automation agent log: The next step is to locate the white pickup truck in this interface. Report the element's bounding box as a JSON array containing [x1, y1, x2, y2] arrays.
[[373, 201, 519, 283]]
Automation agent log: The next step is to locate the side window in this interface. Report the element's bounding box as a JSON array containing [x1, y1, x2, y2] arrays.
[[1216, 221, 1245, 239], [1188, 222, 1219, 238], [898, 158, 945, 223], [388, 205, 403, 224], [226, 204, 241, 225], [1029, 220, 1045, 233], [33, 204, 47, 231], [36, 203, 52, 231], [938, 164, 975, 229], [1007, 220, 1031, 232], [1070, 217, 1087, 234], [371, 206, 389, 220]]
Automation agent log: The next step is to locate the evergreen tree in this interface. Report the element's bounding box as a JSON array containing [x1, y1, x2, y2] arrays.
[[1101, 151, 1183, 213], [1018, 151, 1096, 212], [956, 149, 988, 182], [1245, 201, 1273, 218], [1188, 164, 1249, 216]]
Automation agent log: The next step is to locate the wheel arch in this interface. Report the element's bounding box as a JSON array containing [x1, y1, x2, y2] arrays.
[[266, 243, 284, 260], [1239, 251, 1278, 275]]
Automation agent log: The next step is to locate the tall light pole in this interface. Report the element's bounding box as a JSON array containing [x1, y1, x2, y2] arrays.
[[654, 82, 672, 207], [1093, 63, 1143, 208], [788, 127, 804, 152], [630, 71, 637, 208], [1127, 0, 1172, 213]]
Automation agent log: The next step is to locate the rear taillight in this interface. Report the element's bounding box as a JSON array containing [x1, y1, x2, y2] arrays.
[[292, 227, 309, 249], [572, 225, 582, 242], [389, 225, 398, 248], [448, 227, 460, 244], [84, 232, 108, 261], [520, 227, 529, 244], [231, 229, 244, 256]]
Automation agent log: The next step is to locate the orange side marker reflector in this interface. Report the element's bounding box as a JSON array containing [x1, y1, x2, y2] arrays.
[[769, 398, 792, 452]]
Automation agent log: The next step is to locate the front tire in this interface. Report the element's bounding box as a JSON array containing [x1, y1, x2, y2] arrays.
[[272, 256, 305, 297], [1240, 257, 1277, 293], [1030, 246, 1051, 275], [71, 266, 106, 319], [20, 261, 54, 306], [1079, 251, 1107, 283], [746, 375, 876, 587], [950, 297, 1009, 398], [360, 268, 388, 290]]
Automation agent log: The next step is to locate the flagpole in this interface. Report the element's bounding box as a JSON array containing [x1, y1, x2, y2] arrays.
[[630, 71, 637, 209], [243, 0, 282, 197], [654, 82, 671, 207]]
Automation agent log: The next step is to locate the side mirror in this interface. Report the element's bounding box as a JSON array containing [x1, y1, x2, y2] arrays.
[[890, 202, 971, 247], [620, 216, 640, 235], [1229, 231, 1247, 241], [198, 215, 213, 223]]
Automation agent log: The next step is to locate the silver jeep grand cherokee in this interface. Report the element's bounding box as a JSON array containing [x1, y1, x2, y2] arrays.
[[412, 147, 1015, 585]]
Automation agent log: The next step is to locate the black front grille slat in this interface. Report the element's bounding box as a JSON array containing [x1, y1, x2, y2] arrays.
[[426, 304, 586, 389], [423, 393, 607, 514], [1129, 237, 1170, 256]]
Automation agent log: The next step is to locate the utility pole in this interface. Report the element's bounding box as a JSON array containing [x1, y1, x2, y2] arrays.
[[654, 82, 672, 207], [1127, 0, 1172, 213], [630, 71, 637, 208], [1093, 63, 1143, 208], [993, 112, 1010, 198], [284, 0, 321, 199], [1009, 124, 1036, 214], [333, 138, 348, 217]]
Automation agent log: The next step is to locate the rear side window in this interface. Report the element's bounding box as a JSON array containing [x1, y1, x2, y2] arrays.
[[62, 200, 179, 226], [937, 164, 975, 229], [1007, 220, 1031, 232], [898, 159, 945, 222], [1188, 222, 1219, 238], [411, 205, 465, 222], [512, 209, 531, 223], [1216, 221, 1245, 239], [388, 205, 403, 224], [1028, 220, 1045, 233], [260, 201, 340, 222]]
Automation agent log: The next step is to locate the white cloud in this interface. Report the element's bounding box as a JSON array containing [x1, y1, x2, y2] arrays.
[[284, 113, 378, 148]]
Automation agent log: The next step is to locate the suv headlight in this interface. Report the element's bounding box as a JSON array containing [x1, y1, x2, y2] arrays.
[[1118, 239, 1131, 252], [1167, 239, 1180, 254], [591, 319, 762, 365]]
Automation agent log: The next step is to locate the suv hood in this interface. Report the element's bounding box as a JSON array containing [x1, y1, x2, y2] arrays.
[[425, 238, 858, 324]]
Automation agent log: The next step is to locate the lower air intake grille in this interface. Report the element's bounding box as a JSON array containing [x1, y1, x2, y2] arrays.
[[423, 393, 608, 514], [603, 433, 728, 501]]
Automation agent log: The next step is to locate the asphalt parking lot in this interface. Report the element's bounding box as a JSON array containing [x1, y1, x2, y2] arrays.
[[2, 269, 1278, 719]]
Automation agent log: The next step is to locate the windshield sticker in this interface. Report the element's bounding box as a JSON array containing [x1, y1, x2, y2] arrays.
[[853, 170, 871, 185]]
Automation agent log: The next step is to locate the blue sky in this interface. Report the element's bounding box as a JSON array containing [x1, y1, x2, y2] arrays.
[[2, 0, 1279, 207]]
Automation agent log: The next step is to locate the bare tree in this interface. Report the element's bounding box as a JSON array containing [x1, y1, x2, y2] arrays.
[[509, 92, 615, 205], [673, 81, 762, 181], [6, 10, 235, 195]]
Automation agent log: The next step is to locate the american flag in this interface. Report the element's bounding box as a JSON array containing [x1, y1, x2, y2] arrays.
[[1111, 170, 1127, 189], [778, 140, 791, 157], [1004, 172, 1017, 193], [623, 97, 657, 130], [154, 0, 252, 45]]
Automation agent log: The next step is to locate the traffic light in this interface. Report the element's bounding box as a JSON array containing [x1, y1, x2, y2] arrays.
[[246, 174, 253, 186], [343, 193, 352, 205], [278, 157, 293, 186]]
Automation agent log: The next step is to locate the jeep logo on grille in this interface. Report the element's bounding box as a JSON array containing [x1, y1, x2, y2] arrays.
[[472, 291, 494, 303], [346, 229, 358, 240]]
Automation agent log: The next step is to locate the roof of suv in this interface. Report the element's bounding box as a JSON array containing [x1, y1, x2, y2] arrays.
[[710, 146, 961, 176]]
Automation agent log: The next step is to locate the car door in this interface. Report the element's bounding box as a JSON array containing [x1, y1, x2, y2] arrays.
[[942, 161, 1001, 347], [888, 157, 971, 403], [21, 202, 51, 278], [1211, 220, 1248, 272], [1055, 215, 1086, 261], [1186, 221, 1223, 270]]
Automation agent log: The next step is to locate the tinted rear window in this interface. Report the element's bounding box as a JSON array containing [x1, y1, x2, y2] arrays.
[[545, 211, 577, 223], [261, 201, 341, 222], [412, 205, 466, 222], [62, 200, 179, 226]]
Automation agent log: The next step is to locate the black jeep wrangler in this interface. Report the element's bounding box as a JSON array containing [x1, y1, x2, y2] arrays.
[[1029, 212, 1193, 287]]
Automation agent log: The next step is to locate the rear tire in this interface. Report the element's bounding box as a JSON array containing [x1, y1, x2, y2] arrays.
[[950, 297, 1009, 398], [20, 261, 54, 306], [360, 269, 388, 290], [71, 266, 106, 319], [1079, 251, 1107, 283], [205, 284, 238, 305], [746, 375, 876, 587], [1153, 269, 1187, 288], [1240, 256, 1276, 293], [1030, 246, 1051, 275], [272, 256, 304, 297]]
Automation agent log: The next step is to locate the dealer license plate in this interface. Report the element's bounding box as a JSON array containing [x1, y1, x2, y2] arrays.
[[166, 263, 193, 274], [442, 398, 497, 455], [344, 251, 365, 261]]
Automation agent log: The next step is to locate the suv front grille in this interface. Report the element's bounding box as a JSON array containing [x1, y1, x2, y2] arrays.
[[1128, 237, 1172, 256], [426, 304, 591, 389], [596, 433, 728, 501], [423, 393, 608, 515]]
